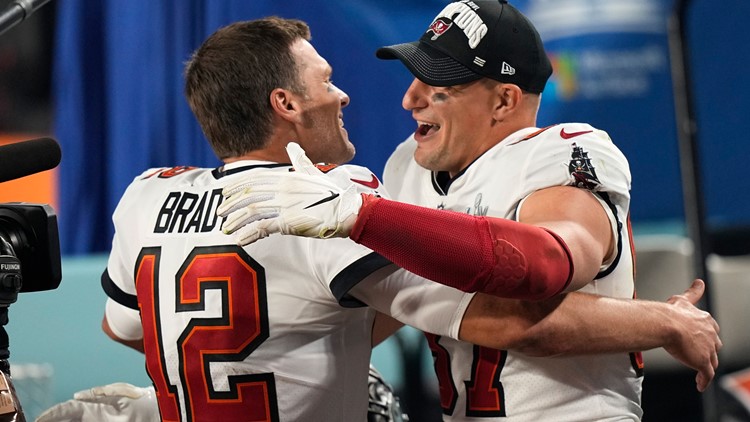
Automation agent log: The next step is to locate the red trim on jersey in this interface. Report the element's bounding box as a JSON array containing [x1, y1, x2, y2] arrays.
[[627, 214, 637, 292], [507, 125, 554, 146], [350, 195, 574, 300]]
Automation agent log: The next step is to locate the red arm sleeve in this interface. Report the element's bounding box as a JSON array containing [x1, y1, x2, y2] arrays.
[[350, 194, 574, 300]]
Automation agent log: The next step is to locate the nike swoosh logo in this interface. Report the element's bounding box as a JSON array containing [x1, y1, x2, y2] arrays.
[[350, 174, 379, 189], [560, 128, 593, 139], [304, 191, 340, 209]]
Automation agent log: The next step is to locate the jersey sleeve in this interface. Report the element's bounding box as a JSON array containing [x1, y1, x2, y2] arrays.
[[101, 170, 163, 341], [302, 234, 394, 307], [104, 298, 143, 341], [297, 164, 396, 307], [520, 123, 631, 204], [517, 123, 632, 277], [348, 268, 473, 339], [103, 234, 143, 341]]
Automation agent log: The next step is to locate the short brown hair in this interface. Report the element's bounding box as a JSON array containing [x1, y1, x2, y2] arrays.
[[184, 17, 310, 159]]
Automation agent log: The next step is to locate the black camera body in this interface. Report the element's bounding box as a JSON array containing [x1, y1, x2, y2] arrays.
[[0, 203, 61, 295]]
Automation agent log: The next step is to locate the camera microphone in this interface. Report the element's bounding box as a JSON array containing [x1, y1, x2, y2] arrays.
[[0, 138, 61, 183], [0, 0, 53, 37]]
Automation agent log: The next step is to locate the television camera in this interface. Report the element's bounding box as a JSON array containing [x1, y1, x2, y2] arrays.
[[0, 137, 62, 421]]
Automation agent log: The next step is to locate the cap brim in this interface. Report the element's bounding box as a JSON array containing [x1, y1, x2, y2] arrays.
[[376, 41, 482, 87]]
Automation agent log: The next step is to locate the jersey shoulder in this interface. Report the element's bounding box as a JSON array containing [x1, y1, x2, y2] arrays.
[[522, 123, 612, 144], [126, 166, 212, 192], [515, 123, 631, 193], [323, 163, 390, 198], [114, 166, 216, 220]]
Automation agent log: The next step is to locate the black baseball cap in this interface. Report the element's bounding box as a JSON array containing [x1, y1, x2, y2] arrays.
[[376, 0, 552, 93]]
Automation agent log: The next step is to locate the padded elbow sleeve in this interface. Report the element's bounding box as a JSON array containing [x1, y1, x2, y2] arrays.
[[483, 217, 574, 299], [351, 195, 574, 300]]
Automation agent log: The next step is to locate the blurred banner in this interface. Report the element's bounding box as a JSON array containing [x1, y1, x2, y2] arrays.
[[51, 0, 749, 254], [520, 0, 749, 238], [519, 0, 682, 222]]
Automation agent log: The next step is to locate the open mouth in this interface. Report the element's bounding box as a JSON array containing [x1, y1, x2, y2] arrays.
[[417, 121, 440, 137]]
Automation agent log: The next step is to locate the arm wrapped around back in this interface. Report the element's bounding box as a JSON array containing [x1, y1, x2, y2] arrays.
[[350, 194, 574, 300]]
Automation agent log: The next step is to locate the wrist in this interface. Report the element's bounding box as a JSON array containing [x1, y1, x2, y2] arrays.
[[644, 301, 682, 352], [350, 194, 380, 241]]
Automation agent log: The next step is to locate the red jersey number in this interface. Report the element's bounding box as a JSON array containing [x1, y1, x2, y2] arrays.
[[136, 246, 279, 422], [426, 333, 507, 418]]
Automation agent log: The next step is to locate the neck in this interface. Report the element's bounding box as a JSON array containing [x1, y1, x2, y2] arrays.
[[224, 138, 292, 165]]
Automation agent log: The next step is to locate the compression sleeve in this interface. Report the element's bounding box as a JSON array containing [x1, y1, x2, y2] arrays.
[[349, 194, 574, 300]]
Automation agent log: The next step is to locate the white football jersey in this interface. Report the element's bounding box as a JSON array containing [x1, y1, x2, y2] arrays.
[[384, 123, 642, 421], [103, 160, 470, 422]]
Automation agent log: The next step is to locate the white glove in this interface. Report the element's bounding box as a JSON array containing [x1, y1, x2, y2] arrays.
[[35, 383, 159, 422], [217, 142, 364, 245]]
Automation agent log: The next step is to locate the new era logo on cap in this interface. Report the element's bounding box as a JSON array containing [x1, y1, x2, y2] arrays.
[[501, 62, 515, 75]]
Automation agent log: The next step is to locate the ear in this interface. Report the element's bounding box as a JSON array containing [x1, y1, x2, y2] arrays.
[[492, 83, 523, 120], [270, 88, 303, 124]]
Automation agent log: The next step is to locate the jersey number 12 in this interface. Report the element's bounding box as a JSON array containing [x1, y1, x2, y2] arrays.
[[135, 246, 280, 422]]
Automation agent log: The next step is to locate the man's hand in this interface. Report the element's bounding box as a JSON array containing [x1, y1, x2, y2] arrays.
[[217, 142, 363, 245], [662, 279, 722, 392], [36, 383, 159, 422]]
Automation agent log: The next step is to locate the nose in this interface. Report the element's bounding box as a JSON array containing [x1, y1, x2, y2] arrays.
[[402, 78, 428, 111], [334, 84, 350, 108]]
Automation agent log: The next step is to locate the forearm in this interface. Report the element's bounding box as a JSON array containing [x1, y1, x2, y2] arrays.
[[459, 292, 677, 356], [371, 312, 405, 347], [350, 195, 573, 300]]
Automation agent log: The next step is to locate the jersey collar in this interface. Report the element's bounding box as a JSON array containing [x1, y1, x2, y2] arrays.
[[212, 160, 291, 179]]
